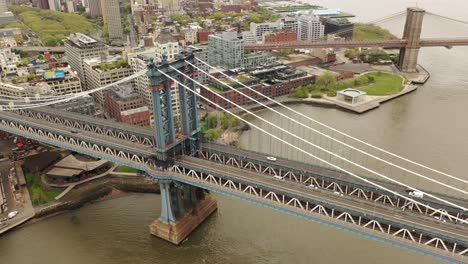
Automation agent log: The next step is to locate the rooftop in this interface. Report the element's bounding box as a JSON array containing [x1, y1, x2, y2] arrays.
[[155, 28, 177, 44], [110, 83, 140, 101], [66, 33, 106, 49]]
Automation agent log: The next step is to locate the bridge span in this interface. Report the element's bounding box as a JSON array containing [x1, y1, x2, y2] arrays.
[[0, 108, 466, 263], [244, 38, 468, 50]]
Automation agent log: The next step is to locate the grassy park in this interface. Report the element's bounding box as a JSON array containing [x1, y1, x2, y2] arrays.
[[357, 72, 404, 96], [291, 72, 405, 98], [8, 6, 95, 46], [25, 173, 62, 206], [353, 23, 397, 41], [115, 166, 139, 173]]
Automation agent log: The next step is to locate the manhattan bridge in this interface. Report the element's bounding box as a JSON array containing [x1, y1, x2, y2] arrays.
[[1, 7, 468, 264]]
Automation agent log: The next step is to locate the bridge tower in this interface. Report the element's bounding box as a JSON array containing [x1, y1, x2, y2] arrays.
[[398, 7, 425, 73], [146, 53, 217, 245]]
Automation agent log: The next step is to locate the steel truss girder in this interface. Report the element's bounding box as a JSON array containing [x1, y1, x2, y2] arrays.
[[169, 163, 468, 261], [0, 117, 161, 168], [198, 148, 466, 221], [12, 108, 155, 147]]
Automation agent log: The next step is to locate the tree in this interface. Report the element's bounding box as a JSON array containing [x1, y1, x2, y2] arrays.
[[26, 74, 35, 81], [315, 72, 337, 92]]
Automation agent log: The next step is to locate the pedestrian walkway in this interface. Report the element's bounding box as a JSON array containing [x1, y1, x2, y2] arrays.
[[54, 164, 123, 200]]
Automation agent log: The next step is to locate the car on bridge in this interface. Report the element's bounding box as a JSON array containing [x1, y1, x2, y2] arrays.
[[266, 156, 277, 162]]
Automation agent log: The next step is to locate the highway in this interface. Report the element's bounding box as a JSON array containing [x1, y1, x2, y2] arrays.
[[202, 143, 468, 211], [0, 111, 155, 157], [17, 107, 154, 138], [176, 156, 468, 244]]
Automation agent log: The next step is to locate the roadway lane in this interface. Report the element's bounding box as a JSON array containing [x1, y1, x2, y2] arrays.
[[27, 107, 154, 138], [176, 156, 468, 243], [0, 111, 155, 157], [202, 143, 468, 209]]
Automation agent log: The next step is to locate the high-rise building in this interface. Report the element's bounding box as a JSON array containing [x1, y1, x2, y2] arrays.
[[128, 47, 181, 125], [298, 15, 325, 41], [104, 84, 150, 127], [88, 0, 102, 17], [0, 0, 8, 13], [36, 0, 49, 9], [64, 33, 108, 90], [101, 0, 124, 40], [83, 55, 133, 107], [250, 21, 282, 41], [47, 0, 60, 11], [0, 0, 14, 24], [154, 28, 179, 63], [208, 32, 274, 70]]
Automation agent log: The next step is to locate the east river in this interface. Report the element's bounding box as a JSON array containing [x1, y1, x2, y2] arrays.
[[0, 1, 467, 263]]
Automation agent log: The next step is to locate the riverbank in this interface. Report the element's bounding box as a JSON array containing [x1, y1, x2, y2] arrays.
[[1, 175, 160, 234]]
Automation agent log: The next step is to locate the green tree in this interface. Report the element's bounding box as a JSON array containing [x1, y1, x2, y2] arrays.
[[315, 72, 337, 92]]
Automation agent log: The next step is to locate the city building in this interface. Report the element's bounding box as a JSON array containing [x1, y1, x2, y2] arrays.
[[64, 33, 109, 90], [208, 32, 275, 70], [101, 0, 124, 40], [47, 0, 60, 11], [0, 28, 22, 43], [337, 88, 366, 104], [127, 47, 181, 125], [83, 55, 133, 107], [0, 0, 14, 24], [263, 31, 297, 43], [200, 66, 316, 108], [323, 18, 354, 39], [0, 46, 21, 75], [154, 28, 179, 63], [0, 66, 82, 98], [65, 0, 74, 12], [241, 31, 256, 44], [298, 15, 325, 41], [36, 0, 49, 9], [180, 25, 201, 45], [87, 0, 102, 17], [250, 21, 282, 41], [46, 154, 108, 184], [104, 84, 150, 127], [280, 17, 300, 38], [0, 0, 7, 13]]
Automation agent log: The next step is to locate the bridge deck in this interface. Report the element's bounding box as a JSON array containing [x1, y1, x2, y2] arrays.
[[0, 111, 155, 156], [31, 107, 154, 137], [176, 156, 468, 243], [201, 143, 468, 210]]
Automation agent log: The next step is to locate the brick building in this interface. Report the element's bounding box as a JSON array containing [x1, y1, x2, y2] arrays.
[[263, 31, 297, 43], [200, 75, 316, 109], [104, 84, 150, 127]]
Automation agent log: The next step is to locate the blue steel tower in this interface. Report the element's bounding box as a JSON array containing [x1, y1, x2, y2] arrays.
[[146, 52, 199, 158]]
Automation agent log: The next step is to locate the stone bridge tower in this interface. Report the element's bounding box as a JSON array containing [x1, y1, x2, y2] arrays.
[[398, 7, 426, 73]]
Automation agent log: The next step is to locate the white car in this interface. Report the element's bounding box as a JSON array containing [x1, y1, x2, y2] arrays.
[[8, 211, 18, 219], [266, 156, 277, 162]]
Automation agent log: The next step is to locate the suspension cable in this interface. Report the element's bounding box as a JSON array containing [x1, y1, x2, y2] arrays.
[[426, 12, 468, 25], [187, 61, 467, 196], [0, 70, 146, 111], [194, 58, 468, 186], [159, 68, 468, 224], [170, 65, 468, 213]]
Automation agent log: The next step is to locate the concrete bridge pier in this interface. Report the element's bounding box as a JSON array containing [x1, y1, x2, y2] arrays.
[[149, 180, 217, 244]]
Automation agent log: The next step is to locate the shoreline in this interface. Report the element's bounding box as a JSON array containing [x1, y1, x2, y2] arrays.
[[2, 176, 160, 235]]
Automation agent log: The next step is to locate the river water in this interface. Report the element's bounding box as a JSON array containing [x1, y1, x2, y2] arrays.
[[1, 1, 467, 263]]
